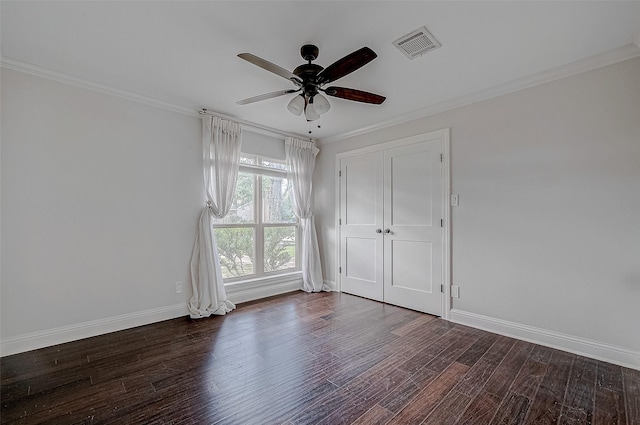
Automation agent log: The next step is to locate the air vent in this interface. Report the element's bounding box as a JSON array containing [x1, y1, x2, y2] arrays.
[[393, 26, 441, 59]]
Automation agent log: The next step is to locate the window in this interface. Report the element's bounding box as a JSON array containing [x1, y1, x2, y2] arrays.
[[212, 156, 299, 282]]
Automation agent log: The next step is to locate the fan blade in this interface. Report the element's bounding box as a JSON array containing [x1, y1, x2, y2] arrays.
[[317, 47, 377, 85], [324, 87, 386, 104], [238, 53, 302, 84], [236, 89, 299, 105]]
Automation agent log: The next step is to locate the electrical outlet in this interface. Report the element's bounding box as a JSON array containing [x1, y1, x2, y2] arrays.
[[175, 281, 183, 294]]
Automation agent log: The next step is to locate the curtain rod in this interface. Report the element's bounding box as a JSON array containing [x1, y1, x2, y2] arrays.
[[199, 109, 312, 142]]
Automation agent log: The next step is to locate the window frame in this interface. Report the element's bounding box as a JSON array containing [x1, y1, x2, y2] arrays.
[[212, 155, 300, 284]]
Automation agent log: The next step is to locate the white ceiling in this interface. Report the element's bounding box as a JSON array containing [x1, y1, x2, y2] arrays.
[[2, 1, 639, 141]]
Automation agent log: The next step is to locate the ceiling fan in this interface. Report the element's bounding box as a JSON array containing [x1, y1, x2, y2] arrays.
[[236, 44, 386, 122]]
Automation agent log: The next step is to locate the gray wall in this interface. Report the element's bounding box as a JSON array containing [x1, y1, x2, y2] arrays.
[[1, 69, 202, 344], [0, 68, 294, 354], [314, 57, 640, 356]]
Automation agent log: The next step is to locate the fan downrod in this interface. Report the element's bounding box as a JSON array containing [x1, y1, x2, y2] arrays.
[[293, 44, 323, 86]]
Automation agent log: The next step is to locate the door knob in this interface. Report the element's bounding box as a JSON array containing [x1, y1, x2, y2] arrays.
[[376, 228, 382, 233], [384, 228, 391, 234]]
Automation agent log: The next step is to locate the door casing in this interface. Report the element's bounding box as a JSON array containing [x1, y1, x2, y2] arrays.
[[334, 129, 451, 319]]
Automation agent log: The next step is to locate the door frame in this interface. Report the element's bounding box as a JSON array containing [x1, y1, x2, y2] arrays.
[[334, 128, 452, 320]]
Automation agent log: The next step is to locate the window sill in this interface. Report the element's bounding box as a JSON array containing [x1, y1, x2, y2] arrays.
[[224, 272, 303, 305]]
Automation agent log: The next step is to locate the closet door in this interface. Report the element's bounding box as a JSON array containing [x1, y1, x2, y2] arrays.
[[339, 152, 384, 301], [383, 141, 443, 315]]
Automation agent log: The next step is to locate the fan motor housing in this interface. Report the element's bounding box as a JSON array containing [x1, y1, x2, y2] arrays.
[[293, 63, 323, 97], [293, 63, 323, 79]]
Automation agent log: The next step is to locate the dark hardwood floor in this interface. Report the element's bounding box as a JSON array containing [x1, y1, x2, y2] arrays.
[[1, 291, 638, 424]]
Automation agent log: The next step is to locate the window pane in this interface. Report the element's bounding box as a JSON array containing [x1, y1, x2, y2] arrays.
[[262, 174, 296, 223], [214, 172, 255, 224], [213, 227, 255, 278], [240, 156, 256, 165], [264, 226, 296, 273], [260, 159, 288, 171]]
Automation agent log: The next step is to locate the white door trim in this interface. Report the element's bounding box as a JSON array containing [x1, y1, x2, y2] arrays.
[[334, 128, 451, 319]]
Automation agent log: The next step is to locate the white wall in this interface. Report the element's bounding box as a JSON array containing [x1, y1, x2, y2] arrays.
[[314, 57, 640, 365], [1, 69, 203, 352]]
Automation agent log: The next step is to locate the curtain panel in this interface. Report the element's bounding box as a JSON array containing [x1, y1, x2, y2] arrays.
[[285, 138, 326, 292], [188, 116, 243, 318]]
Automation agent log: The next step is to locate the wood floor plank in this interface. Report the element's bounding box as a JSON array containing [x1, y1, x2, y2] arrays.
[[322, 368, 410, 425], [510, 357, 548, 399], [1, 292, 637, 425], [386, 362, 470, 425], [457, 332, 499, 367], [482, 335, 517, 365], [351, 404, 395, 425], [425, 333, 479, 374], [623, 367, 640, 425], [559, 356, 597, 425], [391, 314, 436, 337], [484, 340, 534, 399], [594, 361, 628, 425], [455, 358, 501, 397], [377, 373, 422, 414], [490, 391, 532, 425], [421, 390, 471, 425], [455, 390, 503, 425], [523, 350, 575, 425]]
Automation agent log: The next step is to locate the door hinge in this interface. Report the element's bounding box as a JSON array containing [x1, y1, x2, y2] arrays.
[[440, 284, 444, 293], [441, 219, 443, 227], [339, 170, 342, 177], [440, 153, 443, 162], [339, 266, 342, 274], [339, 218, 342, 225]]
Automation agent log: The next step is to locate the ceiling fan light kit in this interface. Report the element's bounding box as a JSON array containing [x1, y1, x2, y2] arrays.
[[304, 98, 321, 121], [287, 94, 305, 116], [313, 93, 331, 115], [237, 44, 386, 122]]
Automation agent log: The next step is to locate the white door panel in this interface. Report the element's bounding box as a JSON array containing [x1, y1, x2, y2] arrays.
[[389, 150, 433, 226], [339, 137, 444, 315], [384, 141, 443, 315], [390, 240, 432, 292], [344, 160, 378, 226], [340, 153, 383, 301]]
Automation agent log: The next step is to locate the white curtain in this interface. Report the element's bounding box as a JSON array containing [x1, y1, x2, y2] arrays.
[[188, 116, 243, 318], [285, 138, 326, 292]]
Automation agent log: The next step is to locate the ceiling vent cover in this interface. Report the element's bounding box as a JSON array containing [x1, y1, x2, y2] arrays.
[[393, 26, 441, 59]]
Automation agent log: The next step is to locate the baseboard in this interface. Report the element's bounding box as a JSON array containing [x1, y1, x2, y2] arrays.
[[1, 303, 189, 357], [323, 280, 337, 291], [1, 276, 304, 357], [449, 309, 639, 370]]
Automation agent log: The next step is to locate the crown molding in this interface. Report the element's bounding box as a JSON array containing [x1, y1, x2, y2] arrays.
[[4, 43, 640, 146], [319, 43, 640, 145], [0, 56, 308, 140], [1, 56, 199, 117]]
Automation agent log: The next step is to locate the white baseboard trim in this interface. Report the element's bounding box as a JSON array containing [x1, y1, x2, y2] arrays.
[[323, 280, 337, 291], [1, 276, 303, 357], [449, 309, 639, 370], [1, 303, 189, 357], [226, 273, 302, 305]]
